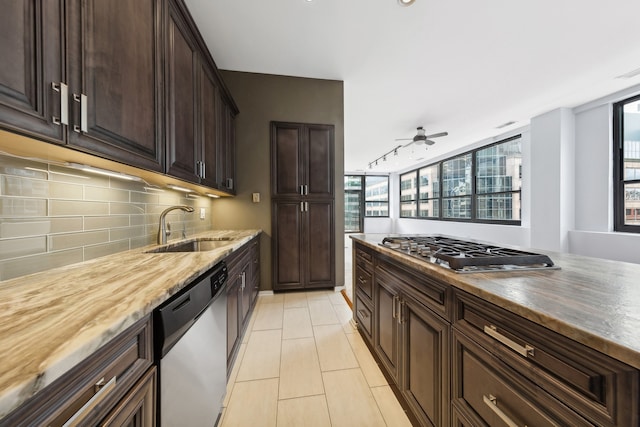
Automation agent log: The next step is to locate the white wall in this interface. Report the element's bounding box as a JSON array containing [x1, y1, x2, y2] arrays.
[[363, 83, 640, 265]]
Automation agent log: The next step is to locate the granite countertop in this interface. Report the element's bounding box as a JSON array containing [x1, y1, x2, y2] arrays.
[[0, 229, 261, 419], [350, 234, 640, 370]]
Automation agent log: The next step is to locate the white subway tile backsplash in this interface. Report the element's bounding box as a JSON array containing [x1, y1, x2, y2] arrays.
[[0, 155, 214, 281], [84, 215, 130, 231], [0, 198, 47, 217], [1, 176, 48, 197], [49, 200, 109, 216], [49, 230, 110, 251], [0, 248, 84, 281], [0, 237, 47, 260]]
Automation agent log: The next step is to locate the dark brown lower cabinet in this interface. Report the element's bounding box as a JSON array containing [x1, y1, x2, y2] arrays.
[[226, 236, 260, 371], [452, 329, 589, 426], [272, 199, 334, 290], [357, 244, 639, 427], [0, 316, 154, 427], [373, 264, 450, 427], [101, 367, 156, 427]]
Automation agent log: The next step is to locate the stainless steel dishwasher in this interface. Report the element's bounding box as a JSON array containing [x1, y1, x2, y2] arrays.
[[154, 261, 228, 426]]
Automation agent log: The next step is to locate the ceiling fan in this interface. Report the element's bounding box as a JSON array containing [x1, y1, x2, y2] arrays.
[[395, 127, 448, 147]]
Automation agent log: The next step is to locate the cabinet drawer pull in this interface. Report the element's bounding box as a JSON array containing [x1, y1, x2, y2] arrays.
[[62, 376, 117, 427], [483, 394, 524, 427], [358, 276, 366, 284], [484, 325, 534, 357]]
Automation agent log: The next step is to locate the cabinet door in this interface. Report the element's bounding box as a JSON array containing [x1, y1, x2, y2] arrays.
[[0, 0, 64, 143], [240, 260, 252, 324], [67, 0, 163, 171], [249, 238, 260, 306], [101, 367, 156, 427], [227, 279, 240, 365], [304, 124, 334, 198], [165, 0, 199, 181], [272, 201, 304, 290], [216, 101, 236, 193], [271, 122, 304, 197], [374, 275, 400, 382], [199, 64, 219, 189], [401, 294, 450, 427], [305, 200, 335, 288]]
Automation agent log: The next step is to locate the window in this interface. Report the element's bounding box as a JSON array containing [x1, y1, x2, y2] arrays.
[[399, 135, 522, 224], [400, 171, 418, 217], [475, 138, 522, 221], [614, 95, 640, 232], [344, 175, 389, 232], [418, 164, 439, 218], [365, 176, 389, 217]]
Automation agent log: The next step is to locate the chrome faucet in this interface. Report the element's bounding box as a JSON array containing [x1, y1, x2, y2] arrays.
[[157, 205, 194, 245]]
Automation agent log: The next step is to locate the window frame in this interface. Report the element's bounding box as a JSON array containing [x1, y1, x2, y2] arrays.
[[399, 134, 522, 225], [613, 94, 640, 233]]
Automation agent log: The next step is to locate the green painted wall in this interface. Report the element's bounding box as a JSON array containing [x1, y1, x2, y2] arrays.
[[216, 71, 345, 290]]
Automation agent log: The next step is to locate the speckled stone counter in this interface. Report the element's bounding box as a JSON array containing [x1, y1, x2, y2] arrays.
[[350, 234, 640, 370], [0, 229, 261, 419]]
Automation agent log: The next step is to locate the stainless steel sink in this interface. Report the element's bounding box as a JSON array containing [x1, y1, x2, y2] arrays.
[[145, 237, 236, 253]]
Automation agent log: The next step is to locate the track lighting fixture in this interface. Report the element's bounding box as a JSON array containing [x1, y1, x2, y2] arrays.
[[368, 144, 403, 169]]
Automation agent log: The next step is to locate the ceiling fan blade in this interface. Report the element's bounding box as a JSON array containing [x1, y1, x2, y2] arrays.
[[425, 139, 436, 146], [425, 131, 448, 139], [394, 138, 413, 141]]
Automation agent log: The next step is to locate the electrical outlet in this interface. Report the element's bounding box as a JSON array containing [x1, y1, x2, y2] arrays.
[[199, 208, 206, 220], [252, 192, 260, 203]]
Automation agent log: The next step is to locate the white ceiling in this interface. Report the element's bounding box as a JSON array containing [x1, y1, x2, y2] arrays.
[[185, 0, 640, 173]]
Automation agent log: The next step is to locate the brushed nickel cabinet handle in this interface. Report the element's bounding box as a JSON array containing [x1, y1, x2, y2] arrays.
[[483, 394, 525, 427], [51, 82, 68, 125], [62, 376, 116, 427], [484, 325, 535, 357], [392, 295, 398, 319], [73, 93, 87, 133]]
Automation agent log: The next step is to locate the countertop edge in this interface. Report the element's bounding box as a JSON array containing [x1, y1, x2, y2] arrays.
[[0, 229, 262, 419], [350, 234, 640, 370]]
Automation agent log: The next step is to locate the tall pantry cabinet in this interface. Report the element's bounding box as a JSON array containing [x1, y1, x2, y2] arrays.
[[271, 122, 335, 291]]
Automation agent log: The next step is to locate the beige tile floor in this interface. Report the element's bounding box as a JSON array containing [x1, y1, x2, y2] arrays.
[[220, 289, 413, 427]]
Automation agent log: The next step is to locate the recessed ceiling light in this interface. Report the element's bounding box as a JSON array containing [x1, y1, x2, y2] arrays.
[[398, 0, 415, 6]]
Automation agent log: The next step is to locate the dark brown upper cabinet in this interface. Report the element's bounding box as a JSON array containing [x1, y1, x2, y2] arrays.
[[271, 122, 334, 199], [0, 0, 66, 144], [0, 0, 164, 171], [199, 63, 220, 189], [65, 0, 164, 172], [165, 0, 199, 182], [165, 0, 237, 192], [217, 99, 236, 194], [0, 0, 239, 194]]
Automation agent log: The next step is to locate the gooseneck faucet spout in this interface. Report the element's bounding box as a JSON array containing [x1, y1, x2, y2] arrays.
[[157, 205, 195, 245]]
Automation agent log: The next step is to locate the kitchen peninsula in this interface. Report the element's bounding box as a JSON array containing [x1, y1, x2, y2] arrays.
[[351, 233, 640, 427], [0, 229, 261, 425]]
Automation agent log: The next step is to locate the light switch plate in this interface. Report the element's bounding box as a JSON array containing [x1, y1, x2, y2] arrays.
[[252, 192, 260, 203], [199, 208, 206, 219]]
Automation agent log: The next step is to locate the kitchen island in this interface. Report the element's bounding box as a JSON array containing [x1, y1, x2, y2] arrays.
[[351, 233, 640, 427], [0, 229, 261, 421]]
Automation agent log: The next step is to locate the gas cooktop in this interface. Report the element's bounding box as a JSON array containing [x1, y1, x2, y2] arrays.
[[379, 235, 558, 273]]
